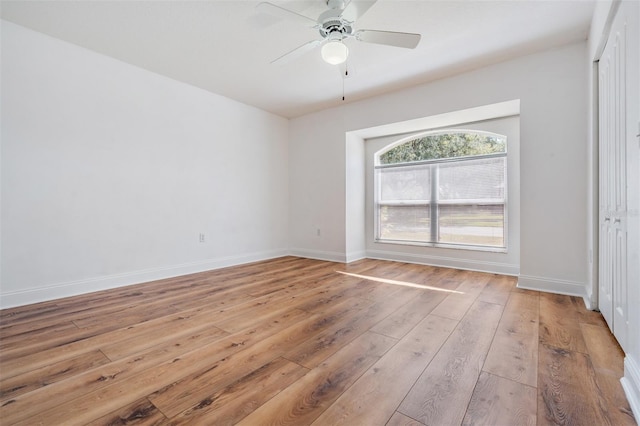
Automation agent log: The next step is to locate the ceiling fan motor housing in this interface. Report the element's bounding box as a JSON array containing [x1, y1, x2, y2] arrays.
[[318, 8, 353, 40]]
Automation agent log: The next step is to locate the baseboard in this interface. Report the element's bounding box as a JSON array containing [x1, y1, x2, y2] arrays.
[[365, 249, 519, 275], [0, 249, 289, 309], [345, 251, 367, 263], [517, 274, 587, 298], [582, 296, 598, 311], [582, 282, 599, 310], [622, 355, 640, 421], [288, 248, 347, 263]]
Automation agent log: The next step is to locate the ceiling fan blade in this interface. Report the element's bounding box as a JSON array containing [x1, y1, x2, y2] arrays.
[[256, 2, 318, 27], [271, 39, 323, 64], [356, 29, 421, 49], [340, 0, 378, 23]]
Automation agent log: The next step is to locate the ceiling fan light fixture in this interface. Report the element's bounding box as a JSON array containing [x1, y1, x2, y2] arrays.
[[321, 40, 349, 65]]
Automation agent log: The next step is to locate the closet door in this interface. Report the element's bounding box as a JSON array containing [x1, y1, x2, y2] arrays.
[[598, 51, 614, 333], [598, 0, 639, 353]]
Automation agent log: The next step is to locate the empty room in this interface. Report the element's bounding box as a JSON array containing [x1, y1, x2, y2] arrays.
[[1, 0, 638, 425]]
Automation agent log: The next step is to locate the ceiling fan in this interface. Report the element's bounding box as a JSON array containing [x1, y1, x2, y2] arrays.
[[256, 0, 421, 65]]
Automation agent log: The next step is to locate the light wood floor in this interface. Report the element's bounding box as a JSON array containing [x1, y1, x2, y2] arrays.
[[0, 257, 635, 425]]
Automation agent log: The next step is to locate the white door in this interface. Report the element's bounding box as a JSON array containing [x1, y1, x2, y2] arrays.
[[598, 0, 639, 353]]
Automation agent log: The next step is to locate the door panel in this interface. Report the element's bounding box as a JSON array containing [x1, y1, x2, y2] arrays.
[[598, 0, 638, 353]]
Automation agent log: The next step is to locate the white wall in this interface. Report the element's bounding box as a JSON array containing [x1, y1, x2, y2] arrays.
[[0, 21, 289, 308], [289, 41, 588, 297]]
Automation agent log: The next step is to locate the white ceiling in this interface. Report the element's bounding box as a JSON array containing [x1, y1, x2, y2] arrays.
[[1, 0, 596, 118]]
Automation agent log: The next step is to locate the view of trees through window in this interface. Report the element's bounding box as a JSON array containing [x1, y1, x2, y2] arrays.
[[375, 130, 507, 249], [379, 132, 506, 164]]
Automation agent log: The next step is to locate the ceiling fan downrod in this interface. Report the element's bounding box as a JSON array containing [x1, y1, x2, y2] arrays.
[[326, 0, 346, 10]]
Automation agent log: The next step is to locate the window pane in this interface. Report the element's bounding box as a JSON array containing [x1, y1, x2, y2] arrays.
[[438, 204, 504, 247], [379, 132, 506, 164], [379, 205, 430, 241], [379, 164, 430, 202], [438, 157, 505, 201]]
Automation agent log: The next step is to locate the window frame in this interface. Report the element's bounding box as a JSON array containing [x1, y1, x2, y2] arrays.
[[374, 129, 508, 253]]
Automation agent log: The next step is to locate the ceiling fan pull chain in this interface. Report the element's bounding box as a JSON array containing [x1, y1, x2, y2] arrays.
[[341, 62, 351, 101]]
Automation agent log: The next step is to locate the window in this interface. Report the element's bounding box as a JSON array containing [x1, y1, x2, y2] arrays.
[[374, 130, 507, 250]]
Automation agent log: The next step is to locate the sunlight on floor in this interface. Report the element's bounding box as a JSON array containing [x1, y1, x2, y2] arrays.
[[336, 271, 465, 294]]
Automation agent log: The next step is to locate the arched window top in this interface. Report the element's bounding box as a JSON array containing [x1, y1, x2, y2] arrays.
[[376, 130, 506, 165]]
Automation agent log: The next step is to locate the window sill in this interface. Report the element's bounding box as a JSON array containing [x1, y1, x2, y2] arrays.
[[374, 238, 508, 254]]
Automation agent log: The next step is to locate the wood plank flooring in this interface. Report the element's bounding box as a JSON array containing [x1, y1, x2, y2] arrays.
[[0, 257, 635, 425]]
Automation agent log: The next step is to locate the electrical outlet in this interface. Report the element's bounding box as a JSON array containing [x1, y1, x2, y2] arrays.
[[316, 228, 321, 237], [199, 233, 205, 243]]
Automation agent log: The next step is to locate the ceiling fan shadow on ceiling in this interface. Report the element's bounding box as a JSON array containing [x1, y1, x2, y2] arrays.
[[256, 0, 422, 66]]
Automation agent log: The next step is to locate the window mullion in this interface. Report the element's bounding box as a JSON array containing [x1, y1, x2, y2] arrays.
[[430, 164, 439, 243]]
